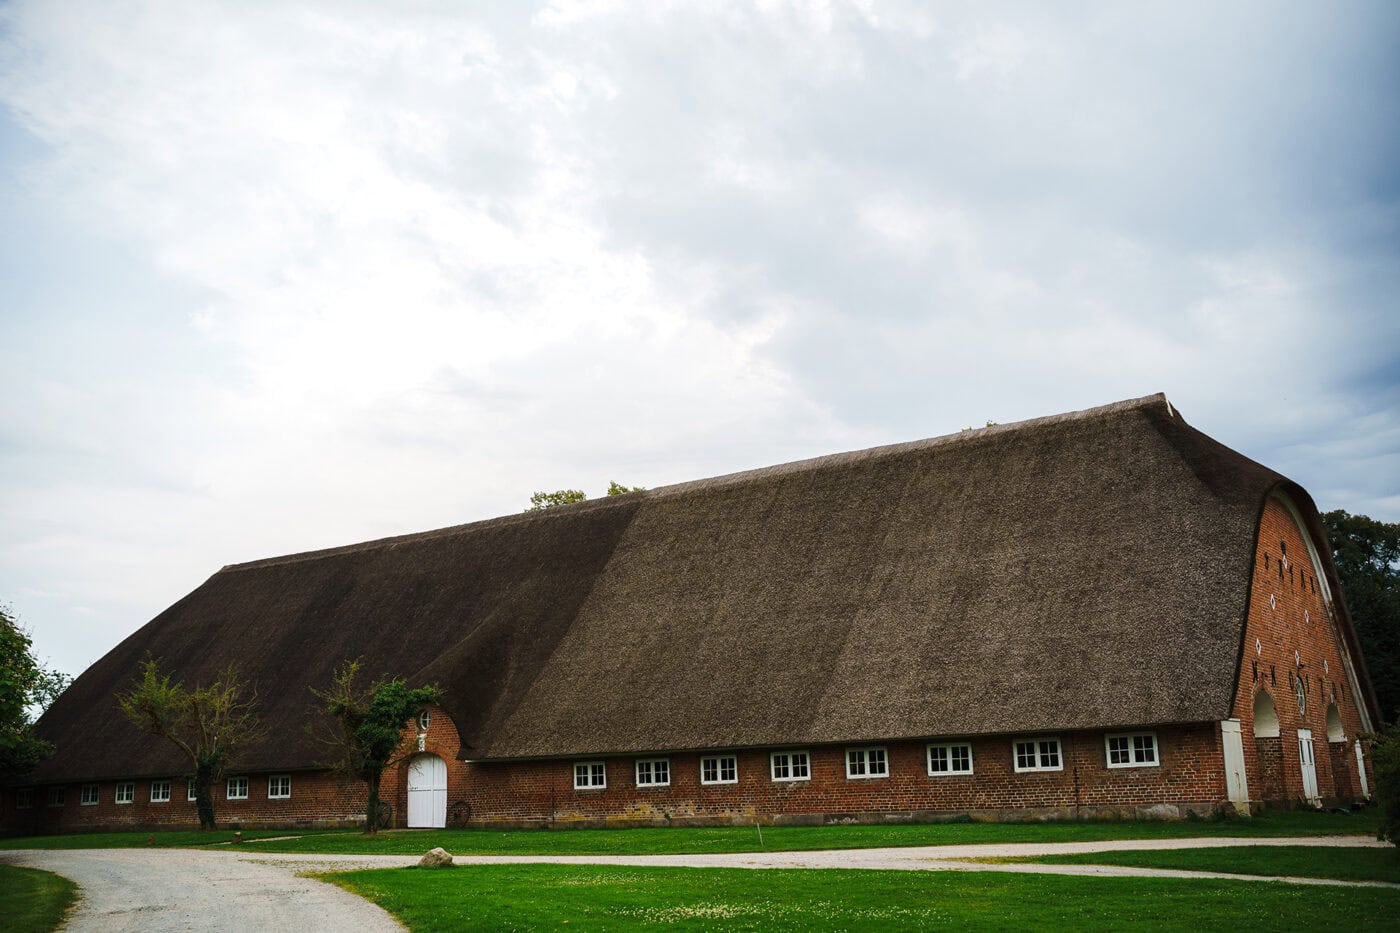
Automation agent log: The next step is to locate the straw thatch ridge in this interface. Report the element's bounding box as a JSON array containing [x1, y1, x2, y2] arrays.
[[28, 394, 1376, 782]]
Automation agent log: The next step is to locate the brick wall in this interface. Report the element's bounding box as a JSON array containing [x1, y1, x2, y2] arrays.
[[1230, 494, 1374, 806], [453, 723, 1226, 826]]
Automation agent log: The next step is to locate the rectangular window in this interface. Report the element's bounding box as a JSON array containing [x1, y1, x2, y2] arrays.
[[268, 775, 291, 799], [1013, 738, 1063, 773], [770, 751, 811, 781], [227, 776, 249, 800], [80, 784, 100, 806], [115, 782, 134, 804], [700, 755, 738, 785], [150, 780, 172, 803], [635, 758, 671, 787], [845, 747, 889, 779], [1106, 732, 1159, 768], [573, 761, 606, 790], [47, 786, 65, 807], [188, 782, 198, 802], [927, 742, 974, 775], [16, 788, 33, 809]]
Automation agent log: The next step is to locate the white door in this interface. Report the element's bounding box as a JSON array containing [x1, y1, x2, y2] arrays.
[[1355, 740, 1370, 799], [1297, 729, 1319, 803], [407, 754, 448, 828], [1221, 719, 1249, 806]]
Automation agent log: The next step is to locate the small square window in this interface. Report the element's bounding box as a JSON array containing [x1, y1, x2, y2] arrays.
[[150, 780, 172, 803], [1106, 733, 1160, 768], [227, 777, 249, 800], [700, 755, 738, 785], [1013, 738, 1063, 773], [268, 775, 292, 799], [47, 786, 65, 807], [115, 782, 134, 804], [573, 761, 606, 790], [80, 784, 100, 806], [845, 747, 889, 779], [635, 758, 671, 787], [15, 788, 33, 809], [927, 743, 974, 775], [770, 751, 811, 781]]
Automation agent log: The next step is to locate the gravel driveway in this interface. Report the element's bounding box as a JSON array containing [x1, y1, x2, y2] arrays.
[[2, 834, 1392, 931]]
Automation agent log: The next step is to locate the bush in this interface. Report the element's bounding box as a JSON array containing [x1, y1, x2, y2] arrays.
[[1373, 725, 1400, 845]]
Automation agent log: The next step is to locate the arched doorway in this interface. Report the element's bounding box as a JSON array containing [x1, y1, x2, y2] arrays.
[[407, 754, 447, 828], [1251, 690, 1285, 803]]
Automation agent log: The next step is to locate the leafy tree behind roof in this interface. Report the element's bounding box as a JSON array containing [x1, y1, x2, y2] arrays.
[[1323, 509, 1399, 726]]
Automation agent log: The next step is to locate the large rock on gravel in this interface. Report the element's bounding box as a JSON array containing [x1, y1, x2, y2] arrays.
[[418, 847, 454, 868]]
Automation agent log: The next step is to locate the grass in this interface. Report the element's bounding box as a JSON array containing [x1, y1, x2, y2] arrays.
[[992, 845, 1400, 884], [228, 808, 1379, 855], [0, 809, 1376, 854], [321, 863, 1400, 931], [0, 828, 333, 849], [0, 864, 79, 933]]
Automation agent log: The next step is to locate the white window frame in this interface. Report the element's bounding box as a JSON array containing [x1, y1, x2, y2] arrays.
[[47, 786, 65, 807], [573, 761, 606, 790], [700, 755, 738, 785], [80, 783, 100, 806], [150, 780, 172, 803], [1013, 738, 1064, 773], [418, 709, 432, 731], [927, 742, 974, 776], [769, 750, 811, 782], [1105, 732, 1160, 768], [227, 776, 249, 800], [188, 782, 198, 802], [268, 775, 292, 799], [115, 782, 134, 804], [845, 746, 889, 779], [635, 758, 671, 787]]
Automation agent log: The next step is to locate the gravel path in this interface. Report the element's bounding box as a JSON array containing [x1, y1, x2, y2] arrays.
[[2, 834, 1392, 931], [0, 848, 408, 932]]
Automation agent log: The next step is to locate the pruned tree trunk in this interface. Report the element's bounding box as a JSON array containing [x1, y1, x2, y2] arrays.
[[194, 761, 217, 831], [365, 771, 382, 835]]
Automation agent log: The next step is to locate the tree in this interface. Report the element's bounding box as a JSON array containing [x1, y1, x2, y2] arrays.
[[117, 660, 265, 831], [1322, 510, 1400, 725], [311, 660, 442, 834], [526, 482, 645, 511], [0, 605, 69, 783], [526, 488, 587, 511]]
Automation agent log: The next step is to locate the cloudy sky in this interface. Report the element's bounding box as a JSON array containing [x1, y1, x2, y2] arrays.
[[2, 1, 1397, 680]]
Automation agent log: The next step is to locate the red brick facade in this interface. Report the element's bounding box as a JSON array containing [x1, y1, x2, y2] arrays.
[[1229, 495, 1375, 807]]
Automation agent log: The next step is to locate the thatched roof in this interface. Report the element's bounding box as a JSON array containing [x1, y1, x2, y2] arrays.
[[28, 394, 1379, 781]]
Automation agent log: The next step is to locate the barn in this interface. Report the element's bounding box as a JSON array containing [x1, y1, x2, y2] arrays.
[[2, 394, 1380, 834]]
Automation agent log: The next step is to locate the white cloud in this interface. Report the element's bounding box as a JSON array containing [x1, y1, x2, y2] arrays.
[[0, 0, 1396, 678]]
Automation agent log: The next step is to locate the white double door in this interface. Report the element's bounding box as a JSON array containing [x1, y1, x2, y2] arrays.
[[1297, 729, 1319, 803], [407, 754, 448, 828]]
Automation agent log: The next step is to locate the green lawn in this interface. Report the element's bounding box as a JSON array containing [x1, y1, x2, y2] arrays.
[[321, 863, 1400, 931], [993, 845, 1400, 884], [229, 809, 1378, 855], [0, 864, 79, 933], [0, 809, 1376, 854], [0, 828, 331, 849]]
